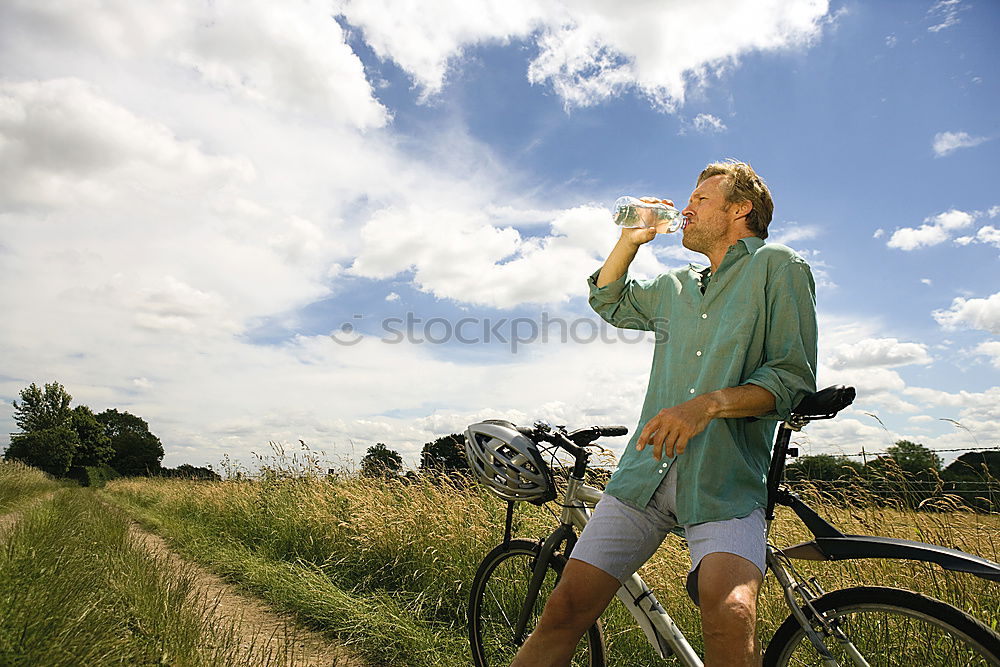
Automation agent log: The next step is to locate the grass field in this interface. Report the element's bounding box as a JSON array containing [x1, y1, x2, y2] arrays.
[[100, 470, 1000, 666], [0, 461, 314, 667], [0, 459, 64, 513]]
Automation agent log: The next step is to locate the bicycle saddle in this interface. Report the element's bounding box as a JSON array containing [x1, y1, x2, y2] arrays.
[[791, 385, 856, 419]]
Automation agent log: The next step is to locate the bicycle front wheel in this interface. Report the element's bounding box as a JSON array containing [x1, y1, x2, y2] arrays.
[[764, 586, 1000, 666], [468, 538, 606, 667]]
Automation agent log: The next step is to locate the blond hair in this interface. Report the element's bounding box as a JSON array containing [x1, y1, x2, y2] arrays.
[[697, 160, 774, 239]]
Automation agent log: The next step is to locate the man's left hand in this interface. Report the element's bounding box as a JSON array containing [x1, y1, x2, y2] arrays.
[[636, 395, 714, 460]]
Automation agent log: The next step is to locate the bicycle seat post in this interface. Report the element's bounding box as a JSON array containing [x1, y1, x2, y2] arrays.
[[766, 420, 797, 522]]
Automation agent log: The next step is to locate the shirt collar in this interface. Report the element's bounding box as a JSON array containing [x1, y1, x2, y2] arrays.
[[688, 237, 765, 274], [737, 236, 765, 253]]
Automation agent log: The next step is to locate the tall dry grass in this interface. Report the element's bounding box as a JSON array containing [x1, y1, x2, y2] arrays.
[[0, 459, 64, 512], [104, 468, 1000, 665]]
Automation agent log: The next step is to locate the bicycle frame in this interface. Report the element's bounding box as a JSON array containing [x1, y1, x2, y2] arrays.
[[519, 475, 705, 665], [499, 385, 1000, 666], [512, 424, 838, 666], [522, 473, 882, 667]]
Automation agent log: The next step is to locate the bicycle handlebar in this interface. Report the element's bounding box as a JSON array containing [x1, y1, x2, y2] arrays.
[[521, 423, 628, 455]]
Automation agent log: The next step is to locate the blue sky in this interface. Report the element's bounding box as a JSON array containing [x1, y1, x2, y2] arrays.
[[1, 0, 997, 470]]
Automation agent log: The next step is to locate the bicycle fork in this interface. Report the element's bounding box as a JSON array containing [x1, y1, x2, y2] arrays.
[[766, 546, 871, 667], [513, 523, 575, 646]]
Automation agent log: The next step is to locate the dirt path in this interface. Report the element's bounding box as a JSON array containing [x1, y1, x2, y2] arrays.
[[2, 493, 366, 667], [129, 523, 368, 667]]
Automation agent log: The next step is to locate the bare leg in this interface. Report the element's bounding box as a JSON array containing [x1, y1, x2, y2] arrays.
[[697, 552, 764, 667], [510, 558, 621, 667]]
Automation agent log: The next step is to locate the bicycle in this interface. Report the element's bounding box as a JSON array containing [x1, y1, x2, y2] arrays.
[[464, 385, 1000, 666]]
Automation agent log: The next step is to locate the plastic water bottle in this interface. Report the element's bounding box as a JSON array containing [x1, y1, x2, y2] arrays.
[[613, 196, 685, 232]]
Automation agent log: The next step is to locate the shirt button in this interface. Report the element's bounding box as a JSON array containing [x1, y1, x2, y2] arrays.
[[696, 350, 702, 356], [701, 313, 708, 319], [658, 468, 665, 474], [661, 462, 668, 468], [689, 388, 695, 394]]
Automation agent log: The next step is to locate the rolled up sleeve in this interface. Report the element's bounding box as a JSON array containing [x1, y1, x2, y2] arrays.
[[744, 259, 818, 420], [587, 268, 661, 331]]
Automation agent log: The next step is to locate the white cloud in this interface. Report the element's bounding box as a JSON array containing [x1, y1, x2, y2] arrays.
[[802, 317, 1000, 461], [908, 415, 935, 424], [335, 0, 832, 110], [973, 341, 1000, 369], [0, 0, 189, 58], [953, 207, 1000, 249], [797, 384, 1000, 463], [887, 224, 948, 250], [177, 0, 389, 128], [935, 209, 978, 231], [932, 131, 989, 157], [769, 223, 820, 246], [927, 0, 965, 33], [972, 226, 1000, 249], [886, 208, 974, 250], [692, 113, 727, 134], [0, 0, 388, 129], [347, 203, 621, 308], [826, 338, 933, 370], [0, 78, 252, 210], [933, 291, 1000, 335]]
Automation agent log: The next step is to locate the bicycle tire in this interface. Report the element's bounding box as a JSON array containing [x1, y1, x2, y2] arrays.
[[468, 538, 607, 667], [763, 585, 1000, 666]]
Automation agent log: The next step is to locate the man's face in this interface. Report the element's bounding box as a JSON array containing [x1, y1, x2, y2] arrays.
[[680, 174, 740, 254]]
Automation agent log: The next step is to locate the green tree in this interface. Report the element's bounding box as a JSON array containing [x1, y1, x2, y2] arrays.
[[941, 451, 1000, 513], [12, 382, 73, 432], [361, 443, 403, 478], [4, 426, 78, 476], [942, 451, 1000, 480], [96, 409, 164, 476], [69, 405, 113, 467], [867, 440, 942, 479], [419, 433, 469, 474], [863, 440, 943, 509], [785, 454, 864, 482]]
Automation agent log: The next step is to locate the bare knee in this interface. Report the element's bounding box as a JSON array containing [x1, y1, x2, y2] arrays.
[[696, 554, 761, 642], [701, 592, 756, 636], [536, 583, 588, 633], [535, 559, 620, 635]]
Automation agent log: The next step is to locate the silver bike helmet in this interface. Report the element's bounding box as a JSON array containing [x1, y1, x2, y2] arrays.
[[465, 420, 556, 505]]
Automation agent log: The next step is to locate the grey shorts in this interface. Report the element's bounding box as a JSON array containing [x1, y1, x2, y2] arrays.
[[569, 465, 766, 605]]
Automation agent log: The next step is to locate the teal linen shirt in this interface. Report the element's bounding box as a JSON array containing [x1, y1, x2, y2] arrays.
[[588, 237, 817, 526]]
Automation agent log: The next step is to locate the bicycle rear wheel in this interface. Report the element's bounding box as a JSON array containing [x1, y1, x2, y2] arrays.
[[764, 585, 1000, 666], [468, 538, 606, 667]]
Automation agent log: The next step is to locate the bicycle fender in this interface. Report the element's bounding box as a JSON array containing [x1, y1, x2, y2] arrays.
[[781, 535, 1000, 582]]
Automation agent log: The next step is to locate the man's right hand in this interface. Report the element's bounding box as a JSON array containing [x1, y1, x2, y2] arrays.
[[622, 197, 676, 245], [619, 225, 658, 247]]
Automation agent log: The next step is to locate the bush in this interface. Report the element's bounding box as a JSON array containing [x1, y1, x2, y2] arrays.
[[159, 464, 221, 481], [67, 464, 121, 488]]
